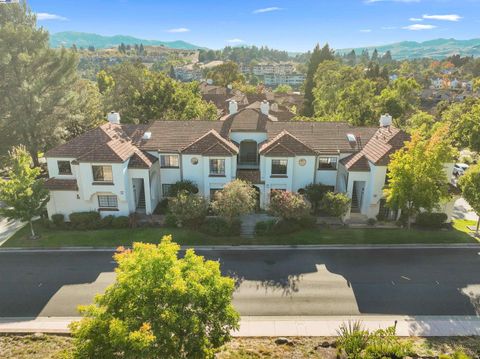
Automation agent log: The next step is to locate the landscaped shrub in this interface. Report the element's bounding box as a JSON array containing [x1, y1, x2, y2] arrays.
[[69, 211, 101, 230], [367, 218, 376, 226], [164, 213, 177, 228], [200, 217, 241, 237], [269, 190, 311, 221], [168, 190, 208, 228], [255, 220, 277, 236], [336, 321, 369, 359], [321, 192, 351, 222], [51, 214, 65, 228], [364, 326, 413, 359], [211, 180, 257, 224], [168, 180, 199, 197], [100, 215, 115, 228], [111, 216, 129, 229], [415, 212, 448, 229], [336, 321, 413, 359], [439, 351, 472, 359], [304, 183, 331, 214], [153, 198, 169, 215]]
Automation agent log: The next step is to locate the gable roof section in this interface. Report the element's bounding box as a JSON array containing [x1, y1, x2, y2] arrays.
[[128, 151, 158, 169], [182, 130, 238, 156], [340, 126, 409, 170], [46, 123, 154, 168], [221, 108, 271, 132], [44, 178, 79, 191], [259, 130, 316, 157]]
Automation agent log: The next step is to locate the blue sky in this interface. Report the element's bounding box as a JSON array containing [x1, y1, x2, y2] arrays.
[[29, 0, 480, 52]]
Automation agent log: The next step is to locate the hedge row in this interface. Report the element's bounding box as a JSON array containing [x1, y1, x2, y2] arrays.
[[45, 212, 130, 230]]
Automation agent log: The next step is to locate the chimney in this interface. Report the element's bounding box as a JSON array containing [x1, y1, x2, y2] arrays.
[[379, 113, 392, 127], [228, 100, 238, 115], [107, 111, 121, 124], [260, 100, 270, 115], [270, 102, 279, 112], [206, 78, 213, 85]]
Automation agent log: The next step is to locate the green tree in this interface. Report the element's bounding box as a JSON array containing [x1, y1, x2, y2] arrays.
[[459, 165, 480, 235], [0, 1, 78, 165], [64, 79, 105, 140], [70, 238, 239, 359], [0, 147, 49, 239], [211, 180, 257, 223], [441, 98, 480, 152], [337, 78, 379, 126], [384, 125, 455, 229], [205, 61, 244, 87], [406, 110, 436, 135], [101, 62, 217, 123], [303, 43, 335, 116], [378, 77, 421, 128], [273, 84, 293, 94], [312, 61, 364, 122]]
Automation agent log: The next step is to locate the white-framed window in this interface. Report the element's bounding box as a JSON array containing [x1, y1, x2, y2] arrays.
[[57, 160, 72, 175], [160, 155, 179, 168], [92, 165, 113, 182], [98, 195, 118, 208], [271, 159, 288, 176], [162, 184, 173, 197], [318, 157, 337, 170], [209, 159, 225, 176]]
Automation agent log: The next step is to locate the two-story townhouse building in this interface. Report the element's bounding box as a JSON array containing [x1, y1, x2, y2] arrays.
[[44, 105, 455, 222]]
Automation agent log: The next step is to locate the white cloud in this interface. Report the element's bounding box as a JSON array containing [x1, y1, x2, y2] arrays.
[[36, 12, 67, 21], [167, 28, 190, 33], [360, 29, 372, 32], [403, 24, 437, 30], [423, 14, 462, 22], [227, 38, 244, 43], [409, 17, 423, 22], [253, 7, 282, 14]]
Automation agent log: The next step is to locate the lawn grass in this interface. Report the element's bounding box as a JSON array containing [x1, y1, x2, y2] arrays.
[[3, 219, 478, 248]]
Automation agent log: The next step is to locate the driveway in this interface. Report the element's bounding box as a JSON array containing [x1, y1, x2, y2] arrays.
[[0, 217, 24, 246], [452, 197, 479, 222], [0, 248, 479, 317]]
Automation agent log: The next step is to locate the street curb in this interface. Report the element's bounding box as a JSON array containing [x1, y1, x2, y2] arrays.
[[1, 243, 480, 252], [1, 316, 479, 336]]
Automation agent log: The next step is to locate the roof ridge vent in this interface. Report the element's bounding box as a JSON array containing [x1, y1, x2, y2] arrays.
[[142, 131, 152, 140]]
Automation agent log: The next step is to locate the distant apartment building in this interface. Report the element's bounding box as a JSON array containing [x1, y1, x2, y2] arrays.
[[263, 73, 305, 87]]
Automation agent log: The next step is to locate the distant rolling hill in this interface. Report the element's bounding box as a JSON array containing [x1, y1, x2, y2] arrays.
[[338, 38, 480, 60], [49, 31, 203, 50]]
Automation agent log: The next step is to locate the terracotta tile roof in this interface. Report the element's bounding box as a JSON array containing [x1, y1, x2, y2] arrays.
[[138, 121, 225, 152], [259, 130, 317, 157], [221, 108, 271, 132], [182, 130, 238, 156], [265, 122, 378, 155], [340, 153, 371, 172], [128, 151, 158, 169], [340, 126, 409, 170], [236, 169, 263, 184], [46, 123, 155, 168], [44, 178, 78, 191]]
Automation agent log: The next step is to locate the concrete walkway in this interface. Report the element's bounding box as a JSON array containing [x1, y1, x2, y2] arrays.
[[0, 316, 479, 336], [240, 213, 275, 238]]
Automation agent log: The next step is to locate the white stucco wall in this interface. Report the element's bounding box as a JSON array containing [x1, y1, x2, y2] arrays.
[[292, 156, 315, 191], [182, 154, 205, 195]]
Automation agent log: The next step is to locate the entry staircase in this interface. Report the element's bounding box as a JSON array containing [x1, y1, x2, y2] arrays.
[[137, 185, 146, 212]]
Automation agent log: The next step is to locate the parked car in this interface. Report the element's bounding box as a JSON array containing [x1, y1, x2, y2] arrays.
[[453, 163, 469, 177]]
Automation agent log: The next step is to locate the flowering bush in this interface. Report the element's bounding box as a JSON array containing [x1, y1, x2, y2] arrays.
[[268, 190, 311, 221]]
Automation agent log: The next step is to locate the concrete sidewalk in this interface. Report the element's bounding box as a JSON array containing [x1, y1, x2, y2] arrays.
[[1, 316, 479, 336]]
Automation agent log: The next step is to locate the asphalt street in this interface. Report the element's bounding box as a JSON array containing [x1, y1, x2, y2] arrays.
[[0, 248, 479, 317]]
